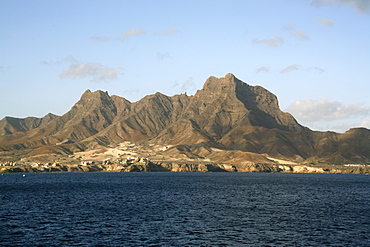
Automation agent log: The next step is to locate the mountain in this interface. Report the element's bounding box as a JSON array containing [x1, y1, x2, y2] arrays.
[[154, 73, 303, 145], [0, 73, 369, 164], [0, 113, 58, 135]]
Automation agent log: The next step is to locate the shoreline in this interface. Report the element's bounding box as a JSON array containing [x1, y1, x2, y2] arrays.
[[1, 162, 369, 174]]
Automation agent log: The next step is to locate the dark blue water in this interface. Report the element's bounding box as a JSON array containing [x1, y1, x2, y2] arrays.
[[1, 172, 369, 246]]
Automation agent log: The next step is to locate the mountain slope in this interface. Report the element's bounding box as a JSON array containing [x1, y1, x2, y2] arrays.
[[0, 90, 120, 151], [0, 73, 369, 164], [0, 113, 58, 135]]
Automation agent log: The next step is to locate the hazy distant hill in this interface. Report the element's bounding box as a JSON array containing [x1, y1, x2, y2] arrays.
[[0, 113, 57, 135], [1, 73, 369, 164]]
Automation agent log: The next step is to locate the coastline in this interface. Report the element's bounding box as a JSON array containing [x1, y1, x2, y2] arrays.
[[1, 162, 369, 174]]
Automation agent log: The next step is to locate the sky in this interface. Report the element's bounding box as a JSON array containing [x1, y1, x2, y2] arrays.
[[0, 0, 369, 133]]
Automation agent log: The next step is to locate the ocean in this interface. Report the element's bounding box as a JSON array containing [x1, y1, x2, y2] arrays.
[[1, 172, 369, 246]]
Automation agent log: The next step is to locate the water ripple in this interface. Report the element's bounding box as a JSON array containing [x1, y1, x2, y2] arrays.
[[1, 173, 369, 246]]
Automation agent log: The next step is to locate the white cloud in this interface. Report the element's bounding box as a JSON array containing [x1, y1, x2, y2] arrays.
[[41, 56, 78, 65], [284, 23, 296, 30], [120, 28, 146, 41], [171, 82, 179, 88], [291, 30, 309, 40], [287, 98, 370, 122], [307, 66, 325, 73], [317, 18, 335, 27], [256, 66, 270, 73], [60, 63, 123, 82], [58, 56, 78, 64], [280, 65, 325, 74], [157, 52, 172, 60], [360, 119, 370, 129], [159, 28, 178, 36], [280, 64, 301, 73], [251, 36, 283, 47], [91, 35, 111, 41], [180, 77, 196, 92], [311, 0, 370, 14], [284, 24, 309, 40], [331, 123, 359, 133]]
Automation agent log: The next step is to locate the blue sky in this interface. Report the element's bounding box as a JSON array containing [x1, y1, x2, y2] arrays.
[[1, 0, 369, 133]]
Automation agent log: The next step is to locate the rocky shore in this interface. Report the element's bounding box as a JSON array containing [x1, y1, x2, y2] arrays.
[[1, 161, 369, 174]]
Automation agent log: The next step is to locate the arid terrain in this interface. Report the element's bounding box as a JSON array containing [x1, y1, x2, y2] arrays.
[[1, 74, 369, 173], [1, 140, 369, 174]]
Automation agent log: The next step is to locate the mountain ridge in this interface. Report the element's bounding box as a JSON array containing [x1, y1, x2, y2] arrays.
[[1, 73, 369, 165]]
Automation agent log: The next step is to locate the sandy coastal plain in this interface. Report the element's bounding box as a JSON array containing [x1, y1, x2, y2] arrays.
[[1, 142, 369, 174]]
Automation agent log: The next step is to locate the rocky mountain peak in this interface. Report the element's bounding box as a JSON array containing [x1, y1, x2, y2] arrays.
[[73, 90, 115, 114], [201, 73, 244, 94], [80, 89, 110, 101], [81, 89, 92, 98], [40, 113, 58, 125], [224, 72, 236, 79], [224, 73, 244, 86]]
